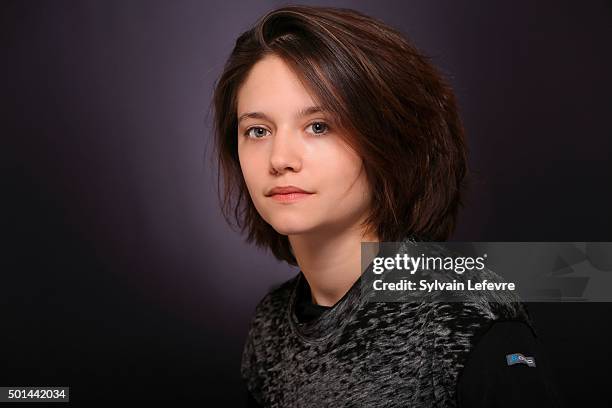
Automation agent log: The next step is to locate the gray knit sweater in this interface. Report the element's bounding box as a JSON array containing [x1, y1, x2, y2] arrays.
[[240, 238, 549, 407]]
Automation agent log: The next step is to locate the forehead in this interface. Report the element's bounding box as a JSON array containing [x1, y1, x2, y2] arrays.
[[236, 55, 318, 114]]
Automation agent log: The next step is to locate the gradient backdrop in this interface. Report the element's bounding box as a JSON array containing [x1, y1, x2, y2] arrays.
[[3, 0, 611, 405]]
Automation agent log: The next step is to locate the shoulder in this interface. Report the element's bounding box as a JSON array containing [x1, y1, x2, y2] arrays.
[[426, 301, 507, 361], [240, 273, 298, 367], [249, 272, 299, 332], [240, 273, 299, 403]]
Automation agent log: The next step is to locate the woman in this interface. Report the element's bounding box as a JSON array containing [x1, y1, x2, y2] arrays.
[[212, 5, 563, 407]]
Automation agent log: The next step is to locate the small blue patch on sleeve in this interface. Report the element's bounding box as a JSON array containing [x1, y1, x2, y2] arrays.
[[506, 353, 536, 367]]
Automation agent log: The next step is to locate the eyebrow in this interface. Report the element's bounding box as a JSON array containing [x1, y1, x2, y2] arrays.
[[237, 106, 328, 124]]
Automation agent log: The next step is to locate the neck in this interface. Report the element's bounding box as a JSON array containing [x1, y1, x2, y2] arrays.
[[289, 223, 380, 307]]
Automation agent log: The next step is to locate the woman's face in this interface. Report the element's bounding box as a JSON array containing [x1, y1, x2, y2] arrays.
[[236, 54, 373, 238]]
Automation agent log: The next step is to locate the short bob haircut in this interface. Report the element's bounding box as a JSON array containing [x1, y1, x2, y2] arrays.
[[211, 5, 469, 266]]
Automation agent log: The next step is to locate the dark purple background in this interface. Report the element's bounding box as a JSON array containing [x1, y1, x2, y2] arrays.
[[3, 0, 611, 405]]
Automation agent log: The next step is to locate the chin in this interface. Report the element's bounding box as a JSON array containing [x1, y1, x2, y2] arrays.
[[271, 224, 313, 236], [268, 217, 319, 236], [262, 209, 323, 235]]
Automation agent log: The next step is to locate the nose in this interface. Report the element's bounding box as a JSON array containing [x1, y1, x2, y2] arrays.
[[269, 125, 303, 175]]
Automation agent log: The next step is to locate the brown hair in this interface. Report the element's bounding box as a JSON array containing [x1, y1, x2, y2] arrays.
[[210, 5, 469, 266]]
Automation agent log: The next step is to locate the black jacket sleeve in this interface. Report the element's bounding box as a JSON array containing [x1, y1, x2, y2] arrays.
[[456, 320, 566, 408]]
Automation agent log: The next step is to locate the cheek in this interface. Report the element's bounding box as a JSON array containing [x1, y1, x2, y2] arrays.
[[316, 149, 367, 202]]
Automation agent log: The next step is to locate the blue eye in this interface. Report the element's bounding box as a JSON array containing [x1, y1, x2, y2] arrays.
[[244, 127, 270, 139], [306, 121, 329, 135], [243, 122, 330, 139]]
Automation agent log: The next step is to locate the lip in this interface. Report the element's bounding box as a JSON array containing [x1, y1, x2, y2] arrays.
[[266, 185, 313, 196], [269, 191, 314, 203], [266, 185, 314, 203]]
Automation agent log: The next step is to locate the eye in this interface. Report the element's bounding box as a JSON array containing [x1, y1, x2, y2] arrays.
[[244, 126, 270, 139], [306, 121, 330, 135]]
